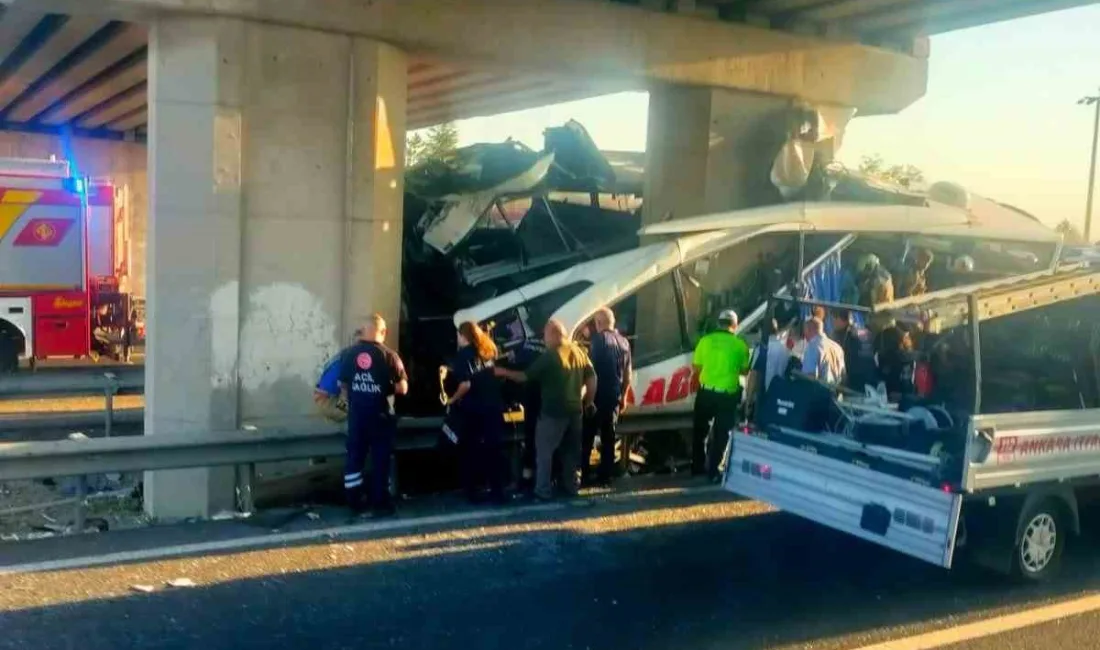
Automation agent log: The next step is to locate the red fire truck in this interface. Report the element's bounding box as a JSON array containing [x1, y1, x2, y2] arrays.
[[0, 157, 133, 373]]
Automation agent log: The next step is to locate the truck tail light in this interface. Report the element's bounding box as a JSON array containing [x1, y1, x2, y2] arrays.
[[741, 460, 772, 481]]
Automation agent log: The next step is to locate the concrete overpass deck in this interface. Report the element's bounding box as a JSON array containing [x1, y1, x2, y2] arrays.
[[0, 0, 1092, 142]]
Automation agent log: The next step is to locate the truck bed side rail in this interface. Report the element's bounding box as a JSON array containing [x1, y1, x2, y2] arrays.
[[964, 409, 1100, 493], [876, 267, 1100, 330]]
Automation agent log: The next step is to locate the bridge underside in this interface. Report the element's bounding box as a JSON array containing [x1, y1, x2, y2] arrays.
[[0, 0, 1093, 140]]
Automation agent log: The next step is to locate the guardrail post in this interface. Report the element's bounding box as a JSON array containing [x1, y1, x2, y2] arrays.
[[73, 475, 87, 533], [235, 463, 256, 514], [620, 432, 634, 474], [103, 372, 119, 438]]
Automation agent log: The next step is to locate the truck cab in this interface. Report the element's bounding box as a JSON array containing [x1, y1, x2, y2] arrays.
[[0, 157, 128, 371]]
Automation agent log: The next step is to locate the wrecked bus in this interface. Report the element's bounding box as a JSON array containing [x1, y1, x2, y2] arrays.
[[454, 184, 1060, 416]]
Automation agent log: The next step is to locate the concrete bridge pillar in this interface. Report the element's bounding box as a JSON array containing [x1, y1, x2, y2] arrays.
[[145, 15, 407, 519], [643, 84, 792, 223], [635, 85, 793, 357]]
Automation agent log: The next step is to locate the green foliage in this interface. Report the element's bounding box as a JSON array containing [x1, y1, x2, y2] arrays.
[[406, 122, 459, 167], [858, 153, 925, 189]]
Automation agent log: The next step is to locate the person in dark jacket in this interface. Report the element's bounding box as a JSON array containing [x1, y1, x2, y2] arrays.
[[339, 314, 408, 518], [875, 323, 917, 402], [497, 332, 546, 493], [581, 307, 632, 487], [832, 310, 876, 393], [446, 321, 508, 504]]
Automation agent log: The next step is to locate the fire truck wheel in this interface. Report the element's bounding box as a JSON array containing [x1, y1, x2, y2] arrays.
[[0, 338, 16, 374]]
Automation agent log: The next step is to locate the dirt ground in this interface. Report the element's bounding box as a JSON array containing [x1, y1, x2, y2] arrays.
[[0, 478, 148, 540]]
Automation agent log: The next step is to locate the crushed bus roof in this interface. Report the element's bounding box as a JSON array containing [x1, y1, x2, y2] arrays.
[[638, 199, 1062, 245]]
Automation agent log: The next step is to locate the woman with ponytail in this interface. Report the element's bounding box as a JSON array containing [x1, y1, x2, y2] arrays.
[[446, 321, 507, 503]]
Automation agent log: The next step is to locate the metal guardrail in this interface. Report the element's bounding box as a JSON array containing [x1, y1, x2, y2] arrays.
[[0, 409, 144, 434], [0, 411, 692, 528], [0, 370, 141, 436], [0, 367, 144, 399], [0, 411, 691, 482]]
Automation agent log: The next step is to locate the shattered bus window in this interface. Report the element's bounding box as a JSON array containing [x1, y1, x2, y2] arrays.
[[679, 233, 802, 338]]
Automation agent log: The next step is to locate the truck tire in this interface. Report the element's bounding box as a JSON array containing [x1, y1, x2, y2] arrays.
[[0, 336, 16, 374], [1013, 498, 1066, 582]]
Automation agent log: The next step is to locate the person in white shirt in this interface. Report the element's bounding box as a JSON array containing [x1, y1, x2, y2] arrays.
[[746, 311, 797, 419], [762, 321, 792, 391], [800, 317, 845, 385]]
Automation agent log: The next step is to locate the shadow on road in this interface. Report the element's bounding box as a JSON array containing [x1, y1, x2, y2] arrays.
[[3, 493, 1100, 650]]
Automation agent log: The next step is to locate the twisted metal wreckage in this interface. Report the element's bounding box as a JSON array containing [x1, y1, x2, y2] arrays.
[[397, 107, 1059, 416]]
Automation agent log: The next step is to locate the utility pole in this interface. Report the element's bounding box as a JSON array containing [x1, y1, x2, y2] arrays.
[[1079, 90, 1100, 242]]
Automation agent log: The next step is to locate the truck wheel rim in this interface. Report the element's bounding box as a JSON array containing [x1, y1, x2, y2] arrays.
[[1021, 513, 1057, 573]]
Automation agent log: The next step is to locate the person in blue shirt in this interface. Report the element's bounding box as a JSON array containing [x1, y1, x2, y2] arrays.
[[315, 328, 367, 422], [500, 334, 546, 493], [581, 307, 632, 486], [338, 314, 408, 518], [445, 321, 507, 504], [315, 352, 348, 422]]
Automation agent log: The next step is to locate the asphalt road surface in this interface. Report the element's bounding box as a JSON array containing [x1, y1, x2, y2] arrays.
[[2, 478, 1100, 650]]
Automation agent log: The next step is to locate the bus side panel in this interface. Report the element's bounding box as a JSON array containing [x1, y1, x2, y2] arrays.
[[725, 433, 963, 568]]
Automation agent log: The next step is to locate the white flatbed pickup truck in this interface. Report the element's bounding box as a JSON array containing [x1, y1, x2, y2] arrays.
[[724, 265, 1100, 580]]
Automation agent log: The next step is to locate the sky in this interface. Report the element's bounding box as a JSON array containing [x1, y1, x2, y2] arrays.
[[450, 4, 1100, 231]]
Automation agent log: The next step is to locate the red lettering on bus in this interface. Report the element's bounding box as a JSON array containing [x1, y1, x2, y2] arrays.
[[666, 367, 693, 403], [641, 378, 666, 406]]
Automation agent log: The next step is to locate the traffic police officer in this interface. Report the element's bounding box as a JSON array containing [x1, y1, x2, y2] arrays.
[[339, 314, 408, 517], [691, 309, 751, 480]]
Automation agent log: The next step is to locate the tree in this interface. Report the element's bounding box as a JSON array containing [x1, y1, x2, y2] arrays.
[[858, 153, 925, 189], [405, 132, 426, 167], [406, 122, 459, 167], [1055, 219, 1088, 244]]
